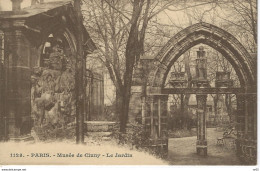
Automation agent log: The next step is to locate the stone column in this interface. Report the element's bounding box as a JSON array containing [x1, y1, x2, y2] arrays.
[[143, 94, 168, 156], [4, 27, 32, 140], [145, 94, 168, 139], [129, 86, 142, 123], [236, 92, 257, 163], [143, 95, 152, 135], [156, 94, 169, 155], [235, 94, 245, 156], [236, 94, 245, 138], [157, 95, 168, 138], [244, 93, 256, 139], [150, 95, 157, 139], [141, 96, 146, 125], [193, 46, 208, 156], [196, 94, 207, 156], [252, 94, 257, 140]]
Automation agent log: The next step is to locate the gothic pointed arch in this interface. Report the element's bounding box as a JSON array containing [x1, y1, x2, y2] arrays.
[[149, 22, 256, 89]]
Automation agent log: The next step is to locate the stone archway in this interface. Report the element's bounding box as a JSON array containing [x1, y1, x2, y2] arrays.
[[143, 22, 256, 163], [149, 22, 256, 89]]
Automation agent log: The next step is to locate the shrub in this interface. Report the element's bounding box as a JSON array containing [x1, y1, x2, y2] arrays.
[[33, 123, 75, 141], [168, 111, 195, 131], [111, 123, 166, 158]]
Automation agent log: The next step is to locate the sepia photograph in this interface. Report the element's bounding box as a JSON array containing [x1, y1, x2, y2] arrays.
[[0, 0, 257, 168]]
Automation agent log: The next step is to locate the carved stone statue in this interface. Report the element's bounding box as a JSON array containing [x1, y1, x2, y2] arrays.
[[49, 39, 65, 71]]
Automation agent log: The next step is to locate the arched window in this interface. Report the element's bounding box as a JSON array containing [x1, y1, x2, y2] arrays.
[[40, 29, 76, 71], [40, 33, 66, 70]]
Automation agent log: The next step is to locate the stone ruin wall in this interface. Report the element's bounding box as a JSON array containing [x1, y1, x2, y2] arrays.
[[31, 44, 76, 140]]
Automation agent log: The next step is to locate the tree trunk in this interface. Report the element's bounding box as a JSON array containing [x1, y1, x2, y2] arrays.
[[115, 89, 120, 121], [118, 0, 141, 133], [74, 0, 85, 144], [120, 78, 133, 133]]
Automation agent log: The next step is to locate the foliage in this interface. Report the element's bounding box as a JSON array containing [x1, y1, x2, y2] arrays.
[[111, 123, 166, 158], [111, 123, 149, 148], [33, 123, 76, 141], [168, 109, 195, 131], [168, 129, 197, 138], [103, 104, 118, 121]]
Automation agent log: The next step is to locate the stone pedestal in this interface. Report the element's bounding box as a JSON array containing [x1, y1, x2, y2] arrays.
[[196, 94, 207, 156]]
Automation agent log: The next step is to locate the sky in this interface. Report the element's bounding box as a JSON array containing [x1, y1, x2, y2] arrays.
[[0, 0, 65, 11]]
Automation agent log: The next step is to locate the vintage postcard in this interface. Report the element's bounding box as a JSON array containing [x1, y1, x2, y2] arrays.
[[0, 0, 257, 169]]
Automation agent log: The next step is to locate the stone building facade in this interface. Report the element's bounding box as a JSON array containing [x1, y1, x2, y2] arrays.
[[0, 0, 95, 140]]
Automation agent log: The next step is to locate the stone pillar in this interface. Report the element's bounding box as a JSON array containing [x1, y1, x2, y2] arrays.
[[144, 94, 168, 139], [143, 95, 152, 135], [245, 93, 257, 164], [196, 94, 207, 156], [193, 46, 208, 156], [5, 28, 32, 140], [143, 94, 168, 157], [252, 94, 257, 140], [236, 92, 257, 164], [156, 94, 169, 155], [150, 96, 156, 139], [236, 94, 245, 138], [157, 95, 168, 138], [244, 93, 256, 139], [235, 94, 245, 156], [129, 86, 142, 123], [141, 96, 146, 125]]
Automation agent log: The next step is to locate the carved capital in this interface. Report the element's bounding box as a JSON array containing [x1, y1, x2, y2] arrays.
[[196, 94, 207, 107]]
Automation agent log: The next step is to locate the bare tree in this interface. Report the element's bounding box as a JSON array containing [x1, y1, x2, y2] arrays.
[[82, 0, 177, 133], [82, 0, 222, 133], [216, 0, 257, 52], [74, 0, 85, 144]]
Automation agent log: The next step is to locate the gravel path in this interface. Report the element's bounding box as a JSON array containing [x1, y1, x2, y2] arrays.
[[168, 128, 241, 165]]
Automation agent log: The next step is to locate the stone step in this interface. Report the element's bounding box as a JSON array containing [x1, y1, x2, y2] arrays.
[[67, 121, 116, 132], [101, 137, 112, 141], [86, 132, 112, 137], [9, 134, 35, 142], [84, 121, 116, 132]]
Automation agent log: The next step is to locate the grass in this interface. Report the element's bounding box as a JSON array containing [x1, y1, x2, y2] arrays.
[[168, 129, 197, 138]]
